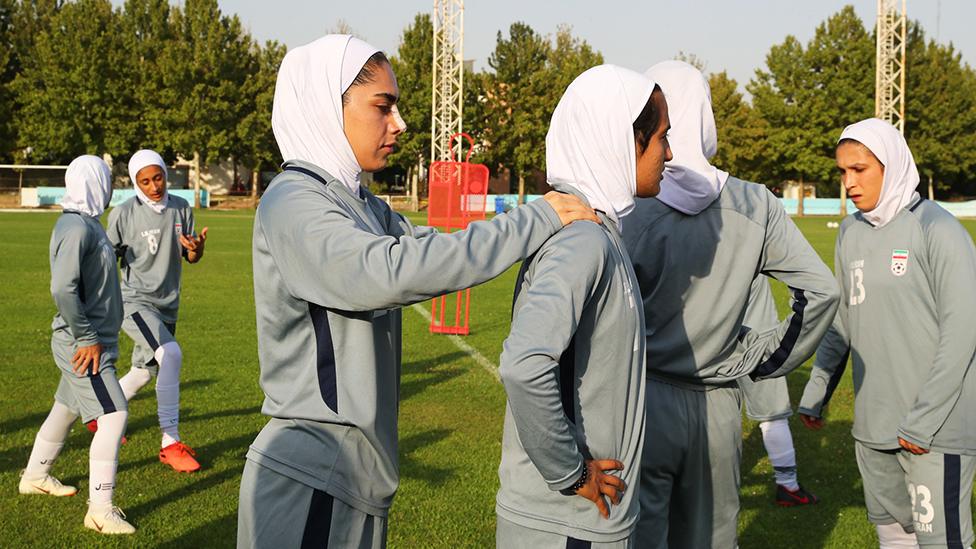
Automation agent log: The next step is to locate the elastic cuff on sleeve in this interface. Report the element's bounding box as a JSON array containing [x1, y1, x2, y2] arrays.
[[897, 429, 931, 450], [797, 406, 822, 418], [546, 458, 585, 492]]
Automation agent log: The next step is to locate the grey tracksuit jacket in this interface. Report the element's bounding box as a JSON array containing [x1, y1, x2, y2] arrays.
[[247, 160, 563, 516], [799, 198, 976, 454], [497, 189, 645, 542]]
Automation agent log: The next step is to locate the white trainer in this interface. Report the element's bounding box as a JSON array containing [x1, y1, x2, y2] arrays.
[[84, 504, 136, 535], [18, 472, 77, 497]]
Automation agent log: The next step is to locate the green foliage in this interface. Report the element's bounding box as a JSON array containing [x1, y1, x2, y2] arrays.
[[709, 71, 767, 183], [11, 0, 134, 162], [476, 23, 602, 188], [152, 0, 256, 165], [236, 40, 286, 171], [388, 13, 433, 175], [4, 3, 976, 199], [4, 0, 277, 169], [0, 0, 16, 160], [748, 6, 874, 195], [904, 24, 976, 197]]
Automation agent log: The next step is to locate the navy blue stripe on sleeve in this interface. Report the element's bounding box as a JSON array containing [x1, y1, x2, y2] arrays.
[[308, 303, 339, 413], [751, 287, 808, 378], [821, 349, 850, 409]]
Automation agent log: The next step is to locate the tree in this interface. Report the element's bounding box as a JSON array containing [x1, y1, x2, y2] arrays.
[[479, 23, 602, 199], [708, 71, 767, 183], [0, 0, 16, 160], [12, 0, 134, 163], [749, 6, 874, 196], [117, 0, 175, 161], [236, 40, 286, 174], [149, 0, 256, 167], [388, 13, 433, 196], [483, 22, 549, 199], [904, 25, 976, 199]]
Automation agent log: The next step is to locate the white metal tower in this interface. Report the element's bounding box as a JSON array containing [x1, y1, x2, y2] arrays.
[[875, 0, 907, 134], [431, 0, 464, 162]]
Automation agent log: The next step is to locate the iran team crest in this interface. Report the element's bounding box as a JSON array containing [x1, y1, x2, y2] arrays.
[[890, 249, 909, 276], [174, 222, 182, 236]]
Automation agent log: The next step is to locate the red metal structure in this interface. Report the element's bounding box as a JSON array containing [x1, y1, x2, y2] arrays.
[[427, 133, 489, 335]]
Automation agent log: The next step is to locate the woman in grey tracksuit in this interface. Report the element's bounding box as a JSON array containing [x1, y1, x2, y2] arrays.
[[496, 64, 672, 549], [236, 34, 597, 549]]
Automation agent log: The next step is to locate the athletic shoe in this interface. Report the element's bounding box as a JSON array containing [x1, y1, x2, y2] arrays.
[[85, 420, 127, 445], [775, 484, 819, 507], [18, 471, 77, 497], [159, 441, 200, 472], [84, 504, 135, 535]]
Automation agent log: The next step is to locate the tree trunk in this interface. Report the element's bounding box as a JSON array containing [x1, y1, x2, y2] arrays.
[[518, 173, 526, 205], [410, 159, 419, 211], [193, 151, 201, 209], [797, 179, 805, 217], [928, 174, 935, 201], [251, 169, 259, 208]]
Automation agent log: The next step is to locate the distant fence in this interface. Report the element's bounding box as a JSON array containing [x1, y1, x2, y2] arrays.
[[21, 187, 209, 208]]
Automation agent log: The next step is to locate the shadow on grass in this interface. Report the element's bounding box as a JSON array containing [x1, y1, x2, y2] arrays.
[[116, 432, 257, 522], [401, 351, 468, 402], [157, 511, 237, 549], [738, 418, 859, 549], [122, 405, 260, 437], [0, 410, 50, 436], [400, 428, 455, 485]]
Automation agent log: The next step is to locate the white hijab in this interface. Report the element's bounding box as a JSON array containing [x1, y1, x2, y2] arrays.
[[839, 118, 920, 228], [272, 34, 380, 195], [645, 60, 729, 215], [128, 149, 169, 214], [546, 64, 656, 225], [61, 155, 113, 218]]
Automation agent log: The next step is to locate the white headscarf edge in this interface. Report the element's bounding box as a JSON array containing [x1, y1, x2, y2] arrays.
[[646, 60, 729, 216], [546, 64, 657, 225], [61, 155, 113, 218], [838, 118, 920, 228], [128, 149, 169, 214]]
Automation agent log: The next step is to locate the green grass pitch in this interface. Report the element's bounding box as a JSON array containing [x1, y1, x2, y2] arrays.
[[1, 209, 973, 547]]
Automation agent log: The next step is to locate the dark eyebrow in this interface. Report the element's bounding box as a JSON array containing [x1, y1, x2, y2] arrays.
[[374, 92, 399, 104]]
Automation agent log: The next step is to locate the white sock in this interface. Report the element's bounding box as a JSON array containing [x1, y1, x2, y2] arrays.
[[89, 411, 127, 506], [119, 367, 153, 401], [24, 402, 78, 479], [760, 418, 799, 491], [155, 341, 182, 448], [876, 522, 919, 549]]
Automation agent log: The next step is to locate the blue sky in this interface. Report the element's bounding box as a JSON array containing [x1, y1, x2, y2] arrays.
[[207, 0, 974, 89]]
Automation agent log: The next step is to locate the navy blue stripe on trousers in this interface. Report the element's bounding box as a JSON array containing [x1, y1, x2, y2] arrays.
[[131, 312, 160, 350], [944, 454, 963, 549], [308, 303, 338, 413], [566, 537, 592, 549], [300, 488, 334, 548], [89, 373, 117, 415], [751, 287, 808, 378]]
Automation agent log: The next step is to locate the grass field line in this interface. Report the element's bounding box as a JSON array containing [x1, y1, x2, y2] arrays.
[[409, 302, 502, 383]]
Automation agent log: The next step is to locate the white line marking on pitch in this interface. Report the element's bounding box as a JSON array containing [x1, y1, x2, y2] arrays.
[[409, 303, 501, 383]]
